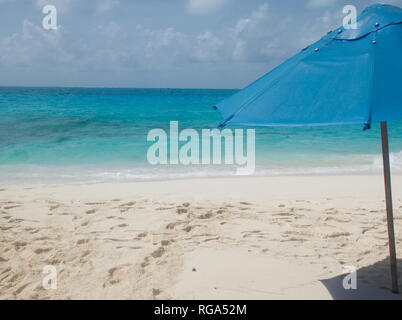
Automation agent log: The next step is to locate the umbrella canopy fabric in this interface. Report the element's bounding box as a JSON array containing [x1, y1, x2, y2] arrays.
[[215, 4, 402, 130]]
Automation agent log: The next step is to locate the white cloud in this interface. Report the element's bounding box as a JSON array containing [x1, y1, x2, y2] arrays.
[[366, 0, 402, 5], [0, 2, 336, 78], [35, 0, 74, 14], [0, 20, 73, 67], [0, 19, 133, 77], [135, 24, 226, 69], [139, 26, 186, 56], [233, 4, 269, 60], [232, 3, 292, 63], [95, 0, 119, 15], [307, 0, 337, 8], [34, 0, 119, 15], [186, 0, 230, 15], [100, 21, 121, 38], [194, 32, 224, 62], [4, 1, 390, 88], [295, 9, 341, 51], [134, 25, 189, 70]]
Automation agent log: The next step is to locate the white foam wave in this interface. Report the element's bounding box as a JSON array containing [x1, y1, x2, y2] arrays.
[[2, 151, 402, 185]]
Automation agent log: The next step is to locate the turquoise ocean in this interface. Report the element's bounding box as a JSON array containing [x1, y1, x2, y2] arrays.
[[1, 87, 402, 184]]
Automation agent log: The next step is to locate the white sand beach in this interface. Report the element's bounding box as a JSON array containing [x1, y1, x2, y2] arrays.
[[0, 175, 402, 299]]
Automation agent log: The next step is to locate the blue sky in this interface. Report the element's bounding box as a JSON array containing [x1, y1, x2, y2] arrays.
[[0, 0, 401, 88]]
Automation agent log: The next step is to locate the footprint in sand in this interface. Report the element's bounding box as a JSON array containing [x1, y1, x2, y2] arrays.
[[124, 201, 136, 206], [14, 282, 31, 295], [45, 257, 63, 265], [161, 240, 170, 246], [242, 230, 261, 238], [14, 241, 28, 251], [273, 212, 294, 217], [8, 272, 24, 284], [22, 227, 39, 234], [119, 202, 136, 213], [280, 237, 305, 242], [111, 223, 129, 230], [1, 267, 11, 278], [325, 208, 337, 213], [4, 205, 22, 210], [165, 222, 185, 230], [85, 209, 97, 215], [152, 288, 161, 298], [140, 257, 150, 268], [117, 224, 128, 228], [156, 207, 175, 211], [76, 239, 90, 245], [198, 212, 213, 220], [204, 236, 220, 242], [324, 232, 351, 239], [104, 265, 130, 286], [177, 208, 188, 214], [34, 248, 52, 254], [49, 204, 61, 211], [151, 247, 165, 258], [325, 216, 351, 223], [81, 250, 91, 258]]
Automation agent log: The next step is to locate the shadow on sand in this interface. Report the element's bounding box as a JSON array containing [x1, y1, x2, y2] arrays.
[[321, 258, 402, 300]]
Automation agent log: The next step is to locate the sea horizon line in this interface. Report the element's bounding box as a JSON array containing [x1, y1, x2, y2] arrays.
[[0, 85, 240, 91]]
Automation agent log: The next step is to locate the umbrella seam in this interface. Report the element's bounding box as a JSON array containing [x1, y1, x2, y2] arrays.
[[365, 31, 377, 130], [224, 120, 370, 128], [334, 21, 402, 42]]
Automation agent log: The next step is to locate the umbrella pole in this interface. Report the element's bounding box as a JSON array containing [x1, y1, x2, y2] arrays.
[[381, 121, 399, 293]]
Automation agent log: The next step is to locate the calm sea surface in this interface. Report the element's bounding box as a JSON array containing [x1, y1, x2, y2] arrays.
[[1, 87, 402, 184]]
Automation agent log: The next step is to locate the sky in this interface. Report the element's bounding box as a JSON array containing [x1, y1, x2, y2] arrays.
[[0, 0, 401, 88]]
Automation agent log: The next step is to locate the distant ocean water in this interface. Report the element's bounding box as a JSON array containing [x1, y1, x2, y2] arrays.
[[1, 87, 402, 184]]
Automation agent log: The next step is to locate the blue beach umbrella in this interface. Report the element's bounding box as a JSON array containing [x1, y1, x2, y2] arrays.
[[215, 4, 402, 293]]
